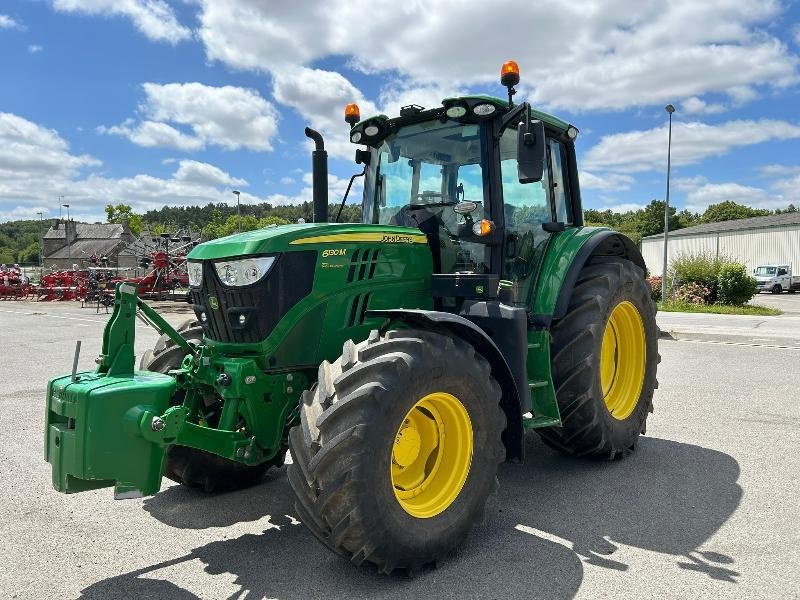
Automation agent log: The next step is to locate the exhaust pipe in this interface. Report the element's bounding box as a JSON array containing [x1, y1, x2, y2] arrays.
[[305, 127, 328, 223]]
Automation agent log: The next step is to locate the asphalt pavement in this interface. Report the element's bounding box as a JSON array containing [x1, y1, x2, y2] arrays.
[[1, 300, 798, 599]]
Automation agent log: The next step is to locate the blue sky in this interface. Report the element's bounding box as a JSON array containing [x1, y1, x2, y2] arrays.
[[1, 0, 800, 223]]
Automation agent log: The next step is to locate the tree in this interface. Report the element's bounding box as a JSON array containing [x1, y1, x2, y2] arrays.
[[18, 242, 40, 264], [0, 247, 15, 264], [105, 203, 144, 235], [701, 201, 770, 223], [635, 199, 682, 238], [202, 213, 292, 240]]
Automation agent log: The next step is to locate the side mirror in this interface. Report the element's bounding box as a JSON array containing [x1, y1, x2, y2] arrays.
[[518, 118, 546, 184]]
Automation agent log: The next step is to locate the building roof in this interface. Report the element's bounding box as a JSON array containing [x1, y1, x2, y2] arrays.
[[642, 212, 800, 240], [44, 222, 125, 240], [45, 239, 125, 259]]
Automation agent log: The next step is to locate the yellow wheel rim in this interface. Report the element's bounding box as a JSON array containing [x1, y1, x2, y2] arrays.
[[600, 301, 646, 420], [391, 392, 473, 518]]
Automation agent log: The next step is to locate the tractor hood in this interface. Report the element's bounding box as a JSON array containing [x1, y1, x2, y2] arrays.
[[187, 223, 427, 261]]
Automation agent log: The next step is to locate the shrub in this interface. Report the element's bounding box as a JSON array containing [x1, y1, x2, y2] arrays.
[[717, 263, 758, 305], [667, 252, 738, 302], [674, 282, 712, 304], [647, 275, 662, 301]]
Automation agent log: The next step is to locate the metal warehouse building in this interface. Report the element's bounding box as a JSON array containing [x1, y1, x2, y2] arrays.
[[641, 213, 800, 276]]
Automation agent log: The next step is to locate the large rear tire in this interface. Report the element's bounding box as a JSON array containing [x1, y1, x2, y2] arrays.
[[538, 257, 658, 458], [287, 329, 505, 574], [140, 319, 284, 492]]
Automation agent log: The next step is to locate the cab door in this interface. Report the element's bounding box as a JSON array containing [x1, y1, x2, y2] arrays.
[[498, 126, 574, 305]]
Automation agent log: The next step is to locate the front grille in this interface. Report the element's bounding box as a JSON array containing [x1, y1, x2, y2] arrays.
[[191, 251, 316, 343]]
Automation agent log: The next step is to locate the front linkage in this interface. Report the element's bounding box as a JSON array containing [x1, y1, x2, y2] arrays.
[[45, 282, 304, 498]]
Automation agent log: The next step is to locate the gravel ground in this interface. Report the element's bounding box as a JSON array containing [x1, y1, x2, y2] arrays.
[[1, 300, 798, 599]]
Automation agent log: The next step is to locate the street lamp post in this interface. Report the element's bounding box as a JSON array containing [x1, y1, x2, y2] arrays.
[[63, 203, 71, 266], [36, 211, 43, 270], [232, 190, 241, 233], [662, 104, 675, 303]]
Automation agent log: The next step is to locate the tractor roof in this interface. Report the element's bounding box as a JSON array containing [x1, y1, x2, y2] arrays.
[[357, 94, 573, 135]]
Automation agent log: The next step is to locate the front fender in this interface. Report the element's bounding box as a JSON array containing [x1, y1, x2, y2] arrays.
[[367, 308, 524, 462]]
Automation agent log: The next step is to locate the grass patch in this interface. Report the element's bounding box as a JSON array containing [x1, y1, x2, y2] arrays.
[[658, 300, 782, 316]]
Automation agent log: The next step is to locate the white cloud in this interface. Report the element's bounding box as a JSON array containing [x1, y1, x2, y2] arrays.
[[0, 14, 24, 30], [595, 203, 648, 214], [580, 172, 635, 192], [265, 172, 362, 207], [100, 83, 279, 152], [173, 159, 247, 188], [272, 67, 377, 159], [99, 119, 203, 151], [52, 0, 190, 44], [197, 0, 799, 112], [280, 176, 294, 185], [27, 44, 43, 54], [681, 97, 727, 115], [0, 205, 53, 222], [681, 181, 773, 212], [758, 164, 800, 177], [0, 112, 259, 222], [676, 175, 799, 213], [0, 112, 99, 180], [584, 119, 800, 173]]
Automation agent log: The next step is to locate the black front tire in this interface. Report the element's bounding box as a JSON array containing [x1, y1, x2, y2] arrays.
[[288, 329, 506, 574], [140, 320, 284, 492], [538, 257, 659, 458], [772, 285, 782, 294]]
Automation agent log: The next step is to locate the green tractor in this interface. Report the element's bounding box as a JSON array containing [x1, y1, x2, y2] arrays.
[[45, 61, 658, 574]]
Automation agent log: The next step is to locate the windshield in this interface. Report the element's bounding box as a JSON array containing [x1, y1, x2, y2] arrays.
[[755, 266, 777, 276], [362, 120, 490, 273]]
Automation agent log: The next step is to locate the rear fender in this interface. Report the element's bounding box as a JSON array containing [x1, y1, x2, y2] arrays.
[[533, 227, 646, 320]]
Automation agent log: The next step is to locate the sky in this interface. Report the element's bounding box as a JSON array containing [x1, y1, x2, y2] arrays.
[[1, 0, 800, 224]]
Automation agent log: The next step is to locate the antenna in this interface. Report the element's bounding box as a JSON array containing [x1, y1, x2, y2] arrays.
[[71, 340, 82, 382]]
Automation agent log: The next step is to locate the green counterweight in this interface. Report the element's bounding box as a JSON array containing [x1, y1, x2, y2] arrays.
[[44, 282, 308, 497]]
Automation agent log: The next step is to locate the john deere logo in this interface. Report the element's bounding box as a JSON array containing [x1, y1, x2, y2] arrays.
[[381, 234, 414, 243], [208, 296, 219, 310]]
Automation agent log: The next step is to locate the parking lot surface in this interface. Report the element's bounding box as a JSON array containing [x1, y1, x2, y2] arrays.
[[1, 300, 798, 599]]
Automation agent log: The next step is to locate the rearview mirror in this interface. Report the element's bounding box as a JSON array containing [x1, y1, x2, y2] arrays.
[[517, 117, 546, 184]]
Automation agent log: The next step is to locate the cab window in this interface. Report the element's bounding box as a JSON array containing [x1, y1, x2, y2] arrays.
[[548, 139, 572, 224], [499, 127, 551, 301]]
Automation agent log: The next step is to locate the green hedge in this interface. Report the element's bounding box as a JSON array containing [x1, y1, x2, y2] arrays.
[[717, 263, 758, 305], [667, 252, 756, 306]]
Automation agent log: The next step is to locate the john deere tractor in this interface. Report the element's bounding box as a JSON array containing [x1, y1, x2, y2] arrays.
[[45, 61, 658, 574]]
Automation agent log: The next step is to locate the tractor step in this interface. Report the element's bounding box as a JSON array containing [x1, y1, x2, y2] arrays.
[[522, 414, 561, 429]]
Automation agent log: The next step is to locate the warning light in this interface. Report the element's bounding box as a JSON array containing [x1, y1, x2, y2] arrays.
[[473, 219, 494, 237], [500, 60, 520, 88], [345, 103, 360, 126]]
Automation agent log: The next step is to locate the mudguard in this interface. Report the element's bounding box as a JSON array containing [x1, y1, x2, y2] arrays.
[[367, 308, 525, 462]]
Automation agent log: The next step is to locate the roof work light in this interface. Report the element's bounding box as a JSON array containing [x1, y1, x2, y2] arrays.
[[345, 103, 360, 126], [500, 60, 520, 87]]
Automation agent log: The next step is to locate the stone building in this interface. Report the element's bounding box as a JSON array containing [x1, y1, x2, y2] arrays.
[[42, 219, 135, 270]]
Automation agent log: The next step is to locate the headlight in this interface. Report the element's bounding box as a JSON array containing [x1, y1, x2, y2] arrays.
[[214, 256, 276, 287], [472, 103, 496, 116], [187, 261, 203, 287]]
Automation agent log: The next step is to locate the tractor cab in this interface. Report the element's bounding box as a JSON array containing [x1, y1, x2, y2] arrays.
[[347, 66, 583, 308]]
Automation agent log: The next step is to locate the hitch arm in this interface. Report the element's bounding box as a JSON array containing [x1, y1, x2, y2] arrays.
[[135, 297, 197, 359], [97, 282, 196, 377]]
